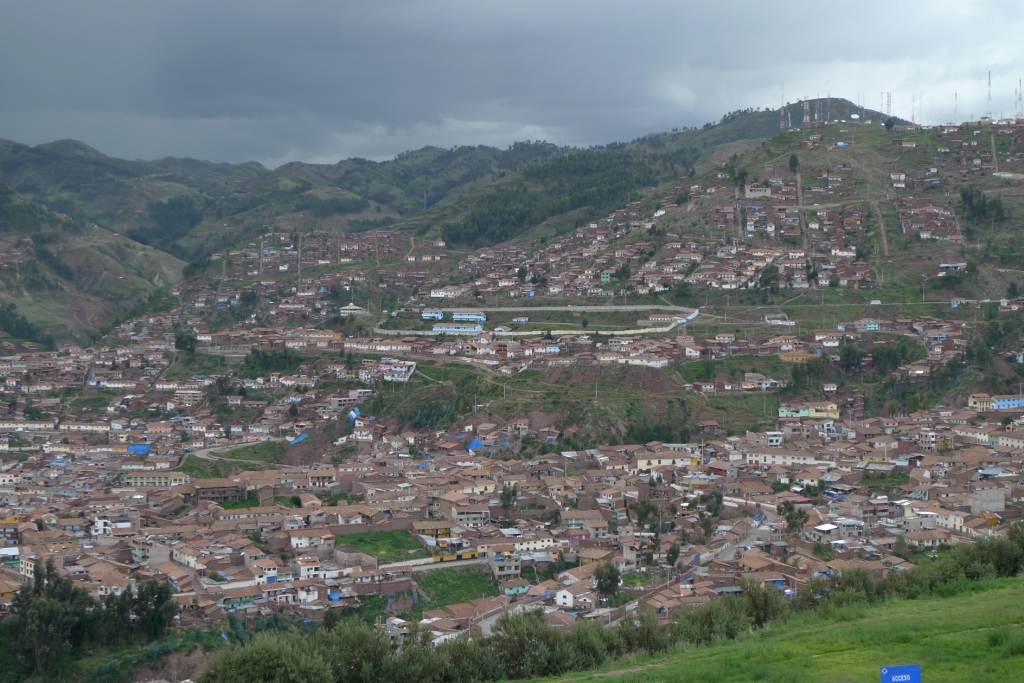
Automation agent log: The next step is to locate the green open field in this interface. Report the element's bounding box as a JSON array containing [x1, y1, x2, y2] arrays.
[[163, 352, 226, 380], [213, 440, 287, 463], [414, 566, 498, 615], [547, 578, 1024, 683], [334, 530, 431, 563], [175, 452, 272, 479]]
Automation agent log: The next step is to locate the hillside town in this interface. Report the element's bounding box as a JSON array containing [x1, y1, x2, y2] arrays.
[[1, 303, 1023, 640], [3, 113, 1024, 663]]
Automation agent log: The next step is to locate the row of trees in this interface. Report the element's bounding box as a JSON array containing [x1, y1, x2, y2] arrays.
[[205, 607, 671, 683], [203, 523, 1024, 683], [961, 187, 1005, 223], [2, 559, 177, 680], [0, 302, 55, 349]]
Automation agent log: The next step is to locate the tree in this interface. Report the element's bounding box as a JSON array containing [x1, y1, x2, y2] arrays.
[[202, 632, 333, 683], [1009, 281, 1020, 299], [3, 559, 95, 678], [174, 330, 197, 354], [788, 153, 799, 173], [594, 561, 620, 601], [776, 500, 809, 537], [893, 533, 910, 560], [630, 498, 658, 530], [666, 542, 680, 568], [289, 403, 299, 417], [322, 608, 343, 631], [581, 317, 589, 328], [134, 580, 178, 640], [517, 266, 528, 282], [884, 117, 896, 131], [499, 484, 517, 522], [692, 514, 709, 544], [758, 264, 779, 291], [739, 578, 788, 628], [839, 343, 864, 374]]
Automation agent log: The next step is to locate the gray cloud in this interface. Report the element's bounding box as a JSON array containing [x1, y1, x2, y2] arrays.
[[1, 0, 1021, 167]]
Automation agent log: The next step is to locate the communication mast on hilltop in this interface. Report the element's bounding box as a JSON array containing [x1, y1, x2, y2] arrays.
[[803, 99, 810, 125], [886, 92, 891, 117], [779, 83, 786, 132], [988, 71, 992, 118]]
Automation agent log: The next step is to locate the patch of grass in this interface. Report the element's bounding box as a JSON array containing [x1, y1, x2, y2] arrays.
[[414, 567, 498, 614], [218, 495, 260, 510], [215, 440, 287, 463], [334, 530, 431, 563], [177, 454, 223, 479], [163, 352, 225, 381], [620, 571, 650, 588], [552, 577, 1024, 683], [322, 491, 364, 505], [71, 395, 115, 412]]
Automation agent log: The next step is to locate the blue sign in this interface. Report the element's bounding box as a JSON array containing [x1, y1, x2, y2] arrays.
[[880, 665, 921, 683]]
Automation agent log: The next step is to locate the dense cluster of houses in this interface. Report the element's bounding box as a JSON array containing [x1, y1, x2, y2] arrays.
[[3, 393, 1024, 634]]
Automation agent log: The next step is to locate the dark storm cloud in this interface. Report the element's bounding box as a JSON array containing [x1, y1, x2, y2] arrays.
[[0, 0, 1020, 166]]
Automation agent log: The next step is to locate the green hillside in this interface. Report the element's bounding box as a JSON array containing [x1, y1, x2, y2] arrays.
[[2, 101, 885, 262], [555, 579, 1024, 683], [0, 96, 909, 335], [0, 183, 183, 343]]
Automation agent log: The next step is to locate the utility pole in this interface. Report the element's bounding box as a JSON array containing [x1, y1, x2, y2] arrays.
[[297, 233, 302, 287], [259, 237, 264, 276]]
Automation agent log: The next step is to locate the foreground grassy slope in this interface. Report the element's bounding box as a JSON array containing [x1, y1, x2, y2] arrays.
[[553, 578, 1024, 683]]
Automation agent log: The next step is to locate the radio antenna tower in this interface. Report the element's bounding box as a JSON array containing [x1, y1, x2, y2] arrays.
[[803, 99, 810, 125], [886, 92, 891, 117], [988, 71, 992, 118], [779, 83, 786, 132], [954, 92, 957, 124]]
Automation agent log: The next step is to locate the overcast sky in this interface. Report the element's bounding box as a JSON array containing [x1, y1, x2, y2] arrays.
[[1, 1, 1021, 167]]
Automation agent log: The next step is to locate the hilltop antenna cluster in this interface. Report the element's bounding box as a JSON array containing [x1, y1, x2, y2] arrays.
[[886, 92, 891, 117], [803, 99, 810, 125]]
